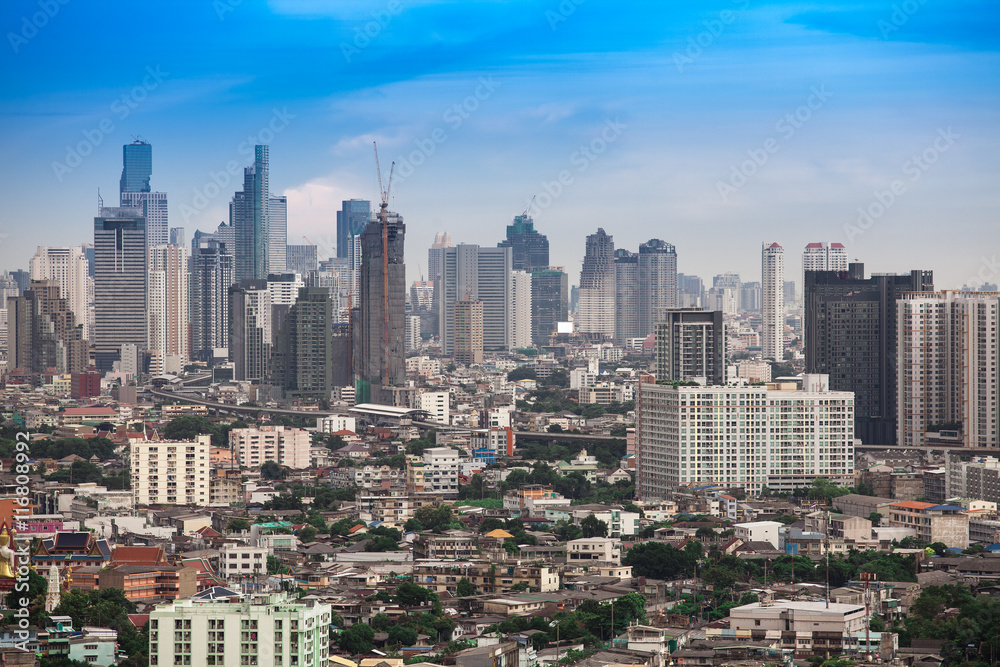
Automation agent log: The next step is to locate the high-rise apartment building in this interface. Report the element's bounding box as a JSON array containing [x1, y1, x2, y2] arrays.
[[8, 280, 87, 375], [436, 244, 512, 353], [336, 199, 371, 259], [229, 280, 271, 382], [636, 374, 854, 498], [190, 239, 233, 362], [678, 273, 705, 309], [230, 425, 311, 469], [270, 287, 337, 400], [268, 195, 287, 274], [286, 244, 318, 276], [120, 140, 169, 247], [131, 435, 211, 505], [231, 145, 270, 282], [638, 239, 678, 337], [148, 245, 189, 374], [802, 242, 848, 297], [427, 231, 454, 285], [710, 273, 740, 316], [94, 207, 147, 372], [29, 246, 92, 342], [453, 296, 484, 365], [530, 268, 568, 346], [353, 213, 406, 405], [148, 592, 331, 667], [498, 214, 549, 271], [761, 242, 784, 360], [169, 227, 185, 248], [654, 309, 725, 384], [510, 270, 532, 349], [614, 249, 639, 346], [804, 263, 934, 445], [897, 291, 1000, 448], [577, 229, 615, 341]]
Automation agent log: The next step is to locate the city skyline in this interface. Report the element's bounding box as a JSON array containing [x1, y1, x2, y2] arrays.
[[2, 1, 997, 290]]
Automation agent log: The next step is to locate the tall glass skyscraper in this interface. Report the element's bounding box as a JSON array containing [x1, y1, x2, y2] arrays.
[[336, 199, 371, 259], [498, 214, 549, 271], [120, 140, 168, 246], [120, 140, 152, 194], [231, 145, 270, 282], [94, 207, 148, 372]]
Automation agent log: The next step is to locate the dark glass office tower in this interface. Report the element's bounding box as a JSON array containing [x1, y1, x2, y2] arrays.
[[93, 207, 147, 372], [190, 239, 234, 362], [638, 239, 678, 338], [336, 199, 371, 259], [804, 262, 934, 445], [530, 268, 568, 346], [231, 146, 270, 282], [120, 140, 152, 194], [498, 214, 549, 271]]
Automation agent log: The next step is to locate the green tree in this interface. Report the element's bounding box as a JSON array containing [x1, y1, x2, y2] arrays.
[[456, 577, 476, 597], [581, 514, 608, 538], [227, 518, 251, 533], [868, 512, 882, 528], [298, 526, 318, 542], [162, 415, 218, 441], [395, 582, 439, 607], [338, 623, 375, 654], [695, 526, 718, 542], [387, 625, 419, 647], [623, 541, 701, 580], [260, 460, 287, 480], [365, 535, 400, 552]]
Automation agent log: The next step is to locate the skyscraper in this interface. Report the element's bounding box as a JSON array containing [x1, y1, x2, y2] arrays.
[[268, 195, 287, 274], [353, 212, 406, 405], [120, 140, 169, 247], [286, 244, 318, 276], [29, 246, 92, 342], [231, 145, 270, 282], [189, 238, 233, 362], [614, 249, 639, 346], [147, 244, 189, 373], [761, 242, 784, 360], [530, 268, 568, 346], [271, 286, 336, 400], [229, 279, 271, 382], [498, 214, 549, 271], [896, 291, 999, 448], [169, 227, 185, 248], [804, 262, 934, 445], [427, 231, 454, 285], [94, 207, 147, 372], [510, 269, 532, 349], [638, 239, 678, 338], [453, 296, 484, 366], [709, 273, 740, 316], [120, 139, 151, 194], [9, 280, 87, 375], [577, 229, 615, 341], [436, 244, 512, 354], [654, 308, 725, 385], [802, 242, 848, 294], [336, 199, 371, 259]]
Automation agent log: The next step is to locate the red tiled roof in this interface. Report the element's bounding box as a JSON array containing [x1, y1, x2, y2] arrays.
[[113, 546, 167, 565], [891, 501, 936, 510], [805, 242, 824, 248], [128, 614, 150, 629]]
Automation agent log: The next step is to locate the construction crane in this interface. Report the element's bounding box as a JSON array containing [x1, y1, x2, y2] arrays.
[[374, 142, 394, 388], [521, 195, 536, 219]]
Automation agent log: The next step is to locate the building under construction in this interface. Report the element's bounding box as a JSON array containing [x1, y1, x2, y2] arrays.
[[352, 212, 406, 405]]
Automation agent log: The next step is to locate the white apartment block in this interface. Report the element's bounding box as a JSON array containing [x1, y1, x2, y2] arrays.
[[802, 242, 848, 295], [148, 244, 189, 374], [762, 242, 784, 360], [636, 373, 854, 499], [510, 269, 532, 349], [29, 245, 93, 341], [418, 391, 451, 424], [267, 273, 304, 306], [230, 426, 311, 470], [567, 537, 622, 564], [897, 291, 1000, 448], [405, 314, 421, 352], [148, 592, 330, 667], [316, 414, 357, 434], [219, 545, 268, 579], [407, 447, 460, 496], [131, 436, 211, 506]]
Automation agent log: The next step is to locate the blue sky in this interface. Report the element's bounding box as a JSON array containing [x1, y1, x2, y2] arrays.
[[1, 0, 998, 290]]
